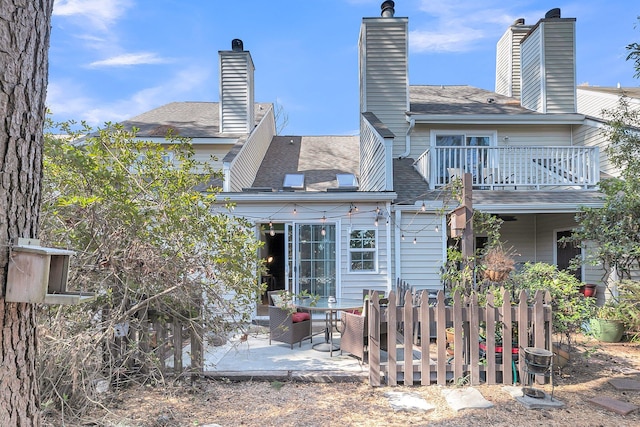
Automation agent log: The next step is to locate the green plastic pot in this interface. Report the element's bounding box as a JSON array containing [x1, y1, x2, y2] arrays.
[[590, 318, 625, 343]]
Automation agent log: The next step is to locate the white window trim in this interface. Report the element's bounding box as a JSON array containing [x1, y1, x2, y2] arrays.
[[347, 227, 378, 273], [430, 129, 498, 147]]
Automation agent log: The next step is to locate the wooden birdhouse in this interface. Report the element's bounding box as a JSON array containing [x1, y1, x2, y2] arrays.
[[450, 206, 467, 238], [5, 238, 94, 304]]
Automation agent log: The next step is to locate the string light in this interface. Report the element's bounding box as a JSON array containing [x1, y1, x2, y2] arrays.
[[413, 237, 417, 245], [434, 225, 439, 233], [401, 233, 405, 240], [321, 226, 326, 236], [321, 213, 326, 223], [374, 216, 379, 227], [293, 205, 297, 214], [421, 201, 426, 212]]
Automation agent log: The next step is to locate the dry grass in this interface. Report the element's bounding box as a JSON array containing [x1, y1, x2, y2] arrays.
[[44, 334, 640, 427]]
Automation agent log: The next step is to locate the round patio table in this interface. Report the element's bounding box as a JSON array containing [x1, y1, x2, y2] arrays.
[[294, 297, 363, 357]]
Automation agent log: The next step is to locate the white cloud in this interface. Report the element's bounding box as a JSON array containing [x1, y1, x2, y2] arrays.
[[88, 52, 171, 68], [53, 0, 133, 31], [411, 0, 522, 53], [47, 65, 212, 126]]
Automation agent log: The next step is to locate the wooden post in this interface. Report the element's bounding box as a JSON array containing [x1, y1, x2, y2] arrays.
[[461, 173, 474, 290]]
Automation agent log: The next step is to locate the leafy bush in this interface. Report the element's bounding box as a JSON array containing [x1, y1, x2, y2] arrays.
[[510, 262, 596, 345]]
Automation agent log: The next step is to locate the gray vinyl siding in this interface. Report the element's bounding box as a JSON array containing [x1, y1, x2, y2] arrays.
[[521, 19, 576, 114], [219, 51, 255, 134], [573, 121, 618, 178], [498, 216, 536, 264], [227, 108, 276, 191], [495, 24, 532, 99], [520, 29, 542, 112], [408, 123, 575, 159], [577, 89, 625, 119], [394, 211, 444, 292], [542, 20, 576, 113], [227, 201, 391, 300], [359, 18, 409, 156]]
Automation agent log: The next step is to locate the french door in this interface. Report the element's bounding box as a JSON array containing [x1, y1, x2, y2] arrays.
[[286, 223, 337, 297]]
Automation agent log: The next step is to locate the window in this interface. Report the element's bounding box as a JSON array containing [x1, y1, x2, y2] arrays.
[[432, 131, 495, 185], [283, 174, 305, 190], [336, 173, 358, 188], [349, 229, 377, 272]]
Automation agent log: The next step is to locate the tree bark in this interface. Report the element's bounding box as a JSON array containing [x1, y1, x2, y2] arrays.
[[0, 1, 54, 425]]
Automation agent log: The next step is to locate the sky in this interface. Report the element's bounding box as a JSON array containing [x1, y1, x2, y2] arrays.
[[48, 0, 639, 136]]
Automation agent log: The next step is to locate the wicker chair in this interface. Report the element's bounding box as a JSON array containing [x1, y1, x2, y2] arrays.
[[340, 291, 387, 362], [267, 291, 313, 349]]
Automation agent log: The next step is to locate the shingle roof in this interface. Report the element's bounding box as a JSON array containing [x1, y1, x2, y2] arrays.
[[251, 135, 359, 192], [119, 102, 272, 138], [578, 86, 640, 99], [409, 85, 539, 115], [392, 158, 439, 204]]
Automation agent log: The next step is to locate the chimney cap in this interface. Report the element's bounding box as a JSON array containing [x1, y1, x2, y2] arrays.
[[380, 0, 395, 17], [545, 8, 561, 19], [513, 18, 525, 25], [231, 39, 244, 52]]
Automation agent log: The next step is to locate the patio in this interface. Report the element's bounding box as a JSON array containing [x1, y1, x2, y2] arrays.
[[175, 321, 421, 383]]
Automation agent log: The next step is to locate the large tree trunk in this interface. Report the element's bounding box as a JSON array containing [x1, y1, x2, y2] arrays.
[[0, 1, 54, 425]]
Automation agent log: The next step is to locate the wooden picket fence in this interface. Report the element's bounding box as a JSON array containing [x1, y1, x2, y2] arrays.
[[107, 310, 203, 377], [367, 288, 553, 386]]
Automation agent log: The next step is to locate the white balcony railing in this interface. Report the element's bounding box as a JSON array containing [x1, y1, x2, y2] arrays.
[[414, 146, 600, 190]]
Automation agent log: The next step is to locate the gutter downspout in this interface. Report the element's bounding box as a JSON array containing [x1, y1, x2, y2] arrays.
[[393, 207, 401, 294], [399, 117, 415, 159]]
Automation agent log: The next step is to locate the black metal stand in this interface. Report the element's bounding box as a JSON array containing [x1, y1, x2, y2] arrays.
[[522, 349, 554, 400]]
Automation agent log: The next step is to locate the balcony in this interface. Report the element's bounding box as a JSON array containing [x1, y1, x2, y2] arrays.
[[414, 146, 600, 190]]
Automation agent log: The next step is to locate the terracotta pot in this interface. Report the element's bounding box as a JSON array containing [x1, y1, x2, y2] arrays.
[[484, 269, 510, 282], [583, 284, 597, 297]]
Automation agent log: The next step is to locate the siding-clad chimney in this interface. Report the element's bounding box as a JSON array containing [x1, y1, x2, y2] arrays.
[[495, 18, 532, 99], [219, 39, 255, 134], [519, 9, 577, 113], [359, 1, 408, 156]]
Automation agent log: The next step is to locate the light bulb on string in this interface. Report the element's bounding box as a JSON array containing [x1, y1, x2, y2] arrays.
[[421, 201, 426, 212], [321, 212, 326, 223], [413, 237, 417, 245], [293, 205, 297, 214], [321, 226, 326, 236], [401, 233, 405, 241], [374, 216, 379, 227], [434, 225, 439, 233]]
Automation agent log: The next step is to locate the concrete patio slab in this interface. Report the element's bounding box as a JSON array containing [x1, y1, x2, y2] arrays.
[[515, 391, 565, 409], [384, 391, 435, 412], [587, 397, 639, 415], [442, 387, 494, 411], [608, 377, 640, 391], [196, 326, 369, 382]]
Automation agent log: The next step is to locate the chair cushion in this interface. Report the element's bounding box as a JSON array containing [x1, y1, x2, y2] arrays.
[[291, 312, 311, 323]]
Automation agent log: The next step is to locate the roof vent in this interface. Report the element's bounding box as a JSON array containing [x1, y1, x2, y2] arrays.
[[513, 18, 525, 25], [231, 39, 244, 52], [487, 98, 495, 104], [545, 8, 561, 19], [380, 1, 395, 17]]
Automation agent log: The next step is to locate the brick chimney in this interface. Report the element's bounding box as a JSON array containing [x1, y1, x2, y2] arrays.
[[219, 39, 255, 134]]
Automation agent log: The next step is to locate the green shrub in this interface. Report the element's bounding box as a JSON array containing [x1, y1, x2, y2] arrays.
[[510, 262, 596, 345]]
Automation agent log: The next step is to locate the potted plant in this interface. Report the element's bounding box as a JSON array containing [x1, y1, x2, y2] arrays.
[[481, 245, 516, 282], [591, 280, 640, 342], [590, 302, 626, 343]]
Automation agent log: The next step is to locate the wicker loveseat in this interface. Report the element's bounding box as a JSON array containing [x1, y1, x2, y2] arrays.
[[267, 291, 313, 349], [339, 290, 387, 362]]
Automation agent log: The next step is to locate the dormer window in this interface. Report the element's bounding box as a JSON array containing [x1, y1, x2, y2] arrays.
[[283, 174, 305, 190], [336, 173, 358, 188]]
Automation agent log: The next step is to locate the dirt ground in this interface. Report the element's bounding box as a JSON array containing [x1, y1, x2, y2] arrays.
[[45, 334, 640, 427]]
